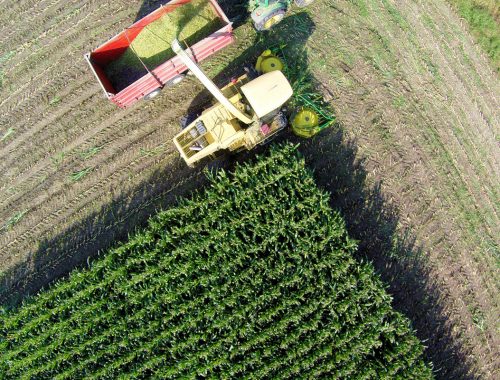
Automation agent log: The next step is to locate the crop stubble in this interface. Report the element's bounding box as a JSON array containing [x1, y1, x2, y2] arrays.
[[0, 0, 498, 379]]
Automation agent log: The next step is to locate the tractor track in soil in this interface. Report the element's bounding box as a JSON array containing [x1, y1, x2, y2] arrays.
[[0, 5, 131, 111]]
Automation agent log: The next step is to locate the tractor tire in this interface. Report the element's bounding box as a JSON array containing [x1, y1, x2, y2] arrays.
[[294, 0, 315, 7], [144, 88, 162, 101], [254, 10, 286, 31]]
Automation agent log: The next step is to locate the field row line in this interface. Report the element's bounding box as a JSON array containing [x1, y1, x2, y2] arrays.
[[3, 0, 127, 79], [0, 165, 203, 305], [0, 107, 188, 254], [370, 0, 499, 238], [0, 0, 110, 63], [0, 78, 101, 173], [0, 3, 128, 111], [0, 0, 66, 37], [0, 81, 196, 213]]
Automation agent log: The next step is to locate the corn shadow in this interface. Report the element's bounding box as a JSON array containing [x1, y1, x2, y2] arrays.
[[293, 130, 476, 380], [0, 159, 208, 308]]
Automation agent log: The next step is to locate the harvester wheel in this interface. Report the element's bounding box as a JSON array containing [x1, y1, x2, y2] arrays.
[[180, 113, 199, 130], [255, 50, 284, 74], [144, 89, 161, 101], [165, 74, 186, 87], [254, 10, 285, 31], [291, 107, 320, 138], [294, 0, 315, 7]]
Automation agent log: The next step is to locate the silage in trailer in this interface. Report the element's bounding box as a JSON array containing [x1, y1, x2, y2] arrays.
[[0, 144, 433, 379], [105, 0, 225, 91]]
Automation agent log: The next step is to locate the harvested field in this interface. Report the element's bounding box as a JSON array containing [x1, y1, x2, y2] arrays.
[[446, 0, 499, 71], [0, 0, 498, 379]]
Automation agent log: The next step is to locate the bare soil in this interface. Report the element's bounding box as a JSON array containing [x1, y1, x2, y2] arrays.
[[0, 0, 498, 378]]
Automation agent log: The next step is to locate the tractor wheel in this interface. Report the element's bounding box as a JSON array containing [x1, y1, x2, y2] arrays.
[[254, 10, 285, 31], [144, 88, 161, 101], [294, 0, 315, 7], [165, 74, 185, 87]]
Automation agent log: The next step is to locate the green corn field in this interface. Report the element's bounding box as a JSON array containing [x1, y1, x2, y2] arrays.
[[0, 144, 433, 379]]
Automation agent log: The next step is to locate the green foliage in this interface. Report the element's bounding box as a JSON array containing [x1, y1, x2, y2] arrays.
[[0, 128, 14, 142], [448, 0, 500, 71], [1, 210, 28, 232], [49, 96, 61, 106], [51, 152, 65, 168], [0, 51, 15, 64], [0, 144, 433, 379], [69, 167, 93, 182], [78, 146, 102, 160], [139, 144, 166, 157]]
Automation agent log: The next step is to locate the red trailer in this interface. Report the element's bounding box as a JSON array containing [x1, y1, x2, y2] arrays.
[[85, 0, 234, 108]]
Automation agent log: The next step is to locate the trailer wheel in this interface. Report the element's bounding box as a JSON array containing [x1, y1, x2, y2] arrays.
[[144, 89, 161, 101], [165, 74, 186, 87], [294, 0, 315, 7]]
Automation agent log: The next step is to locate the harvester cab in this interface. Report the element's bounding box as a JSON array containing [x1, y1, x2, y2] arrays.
[[171, 40, 293, 167], [250, 0, 315, 31]]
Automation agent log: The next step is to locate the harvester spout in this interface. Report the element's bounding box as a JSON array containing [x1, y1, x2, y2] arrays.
[[172, 39, 253, 125]]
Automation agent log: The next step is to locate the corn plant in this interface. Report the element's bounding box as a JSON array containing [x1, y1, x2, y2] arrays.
[[69, 167, 93, 182], [0, 144, 433, 379]]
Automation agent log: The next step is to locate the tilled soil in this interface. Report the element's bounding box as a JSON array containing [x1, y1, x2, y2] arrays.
[[299, 0, 499, 378], [0, 0, 498, 378]]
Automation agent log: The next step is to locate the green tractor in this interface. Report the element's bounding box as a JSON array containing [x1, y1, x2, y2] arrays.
[[250, 0, 315, 31]]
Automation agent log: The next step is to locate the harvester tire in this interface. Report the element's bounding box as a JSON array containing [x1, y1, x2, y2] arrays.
[[294, 0, 315, 7], [254, 10, 285, 31]]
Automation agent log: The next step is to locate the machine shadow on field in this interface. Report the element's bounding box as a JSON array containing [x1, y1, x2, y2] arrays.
[[0, 5, 473, 380], [0, 160, 209, 307]]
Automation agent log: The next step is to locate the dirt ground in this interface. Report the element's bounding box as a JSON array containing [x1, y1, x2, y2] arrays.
[[0, 0, 498, 378]]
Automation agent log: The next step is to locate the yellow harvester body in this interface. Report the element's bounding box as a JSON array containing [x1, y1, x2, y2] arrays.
[[173, 70, 293, 167], [171, 39, 293, 167]]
